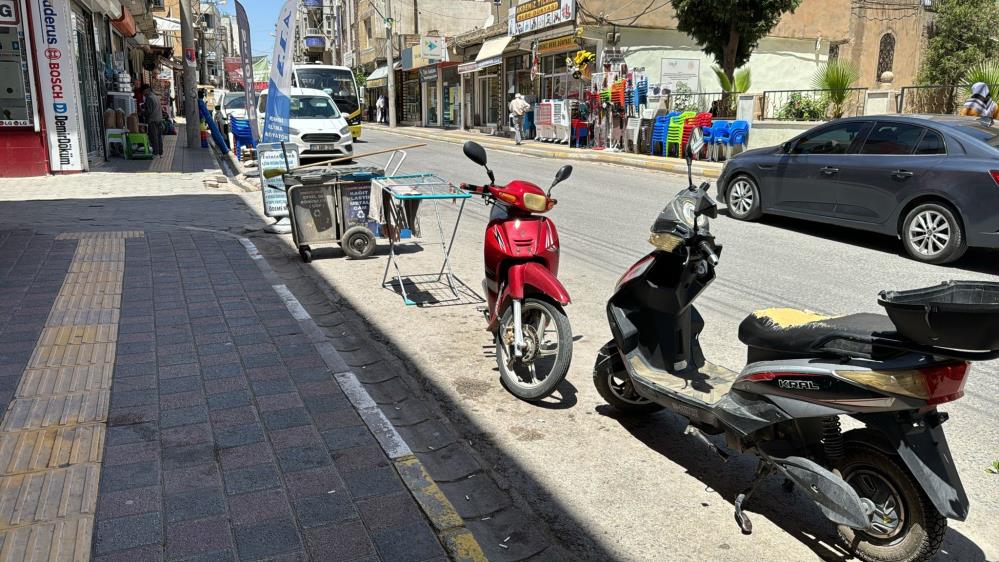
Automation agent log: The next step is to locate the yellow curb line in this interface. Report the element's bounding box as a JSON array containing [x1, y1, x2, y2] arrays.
[[394, 456, 489, 562]]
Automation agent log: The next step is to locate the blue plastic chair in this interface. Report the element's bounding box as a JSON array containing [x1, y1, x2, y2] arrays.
[[649, 112, 678, 156], [725, 120, 750, 159], [230, 117, 256, 155], [709, 120, 731, 161]]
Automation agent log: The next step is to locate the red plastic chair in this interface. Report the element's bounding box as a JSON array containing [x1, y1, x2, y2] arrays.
[[681, 112, 713, 156]]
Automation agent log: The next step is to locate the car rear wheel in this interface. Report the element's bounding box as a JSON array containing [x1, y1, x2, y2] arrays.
[[901, 203, 967, 265], [726, 175, 762, 221]]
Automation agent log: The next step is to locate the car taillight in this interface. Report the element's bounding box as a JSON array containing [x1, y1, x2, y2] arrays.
[[837, 362, 969, 405], [990, 170, 999, 186]]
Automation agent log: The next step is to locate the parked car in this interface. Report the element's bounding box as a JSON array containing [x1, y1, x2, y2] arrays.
[[257, 88, 353, 161], [716, 115, 999, 264], [220, 91, 250, 121]]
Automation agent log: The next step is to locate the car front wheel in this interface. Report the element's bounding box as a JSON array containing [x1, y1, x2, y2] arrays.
[[726, 175, 762, 220], [901, 203, 967, 264]]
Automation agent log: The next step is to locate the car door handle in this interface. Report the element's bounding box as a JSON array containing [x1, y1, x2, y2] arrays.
[[757, 164, 776, 171], [892, 169, 914, 179], [819, 166, 839, 175]]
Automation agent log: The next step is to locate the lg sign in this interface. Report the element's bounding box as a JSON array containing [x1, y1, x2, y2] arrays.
[[0, 0, 19, 26]]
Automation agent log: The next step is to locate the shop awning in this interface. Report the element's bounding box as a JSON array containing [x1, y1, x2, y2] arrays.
[[111, 4, 137, 37], [366, 62, 400, 88], [475, 36, 512, 63], [153, 16, 180, 32]]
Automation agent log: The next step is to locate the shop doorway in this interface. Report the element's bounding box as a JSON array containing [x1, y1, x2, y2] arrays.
[[476, 74, 499, 126], [71, 5, 105, 164]]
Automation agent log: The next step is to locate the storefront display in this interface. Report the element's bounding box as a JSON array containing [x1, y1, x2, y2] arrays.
[[504, 54, 532, 100], [71, 1, 106, 162], [0, 5, 35, 128]]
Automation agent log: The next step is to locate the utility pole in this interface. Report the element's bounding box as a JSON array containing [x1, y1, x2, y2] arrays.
[[384, 0, 396, 127], [180, 0, 200, 148]]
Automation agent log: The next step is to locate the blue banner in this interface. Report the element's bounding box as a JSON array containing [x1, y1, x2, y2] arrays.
[[261, 0, 298, 143]]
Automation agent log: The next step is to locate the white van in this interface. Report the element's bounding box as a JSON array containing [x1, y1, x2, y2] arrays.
[[257, 88, 354, 160]]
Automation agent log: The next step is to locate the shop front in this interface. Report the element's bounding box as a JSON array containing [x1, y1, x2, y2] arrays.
[[417, 62, 461, 129], [399, 69, 421, 125], [0, 0, 47, 176]]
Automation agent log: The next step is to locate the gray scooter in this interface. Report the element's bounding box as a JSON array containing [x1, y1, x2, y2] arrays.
[[593, 128, 999, 562]]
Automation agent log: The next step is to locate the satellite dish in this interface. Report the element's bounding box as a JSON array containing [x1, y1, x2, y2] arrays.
[[483, 14, 494, 27]]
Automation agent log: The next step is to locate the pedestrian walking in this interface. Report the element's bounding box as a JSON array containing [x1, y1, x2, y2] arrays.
[[141, 85, 164, 157], [508, 93, 531, 145], [960, 82, 999, 119], [376, 94, 386, 124]]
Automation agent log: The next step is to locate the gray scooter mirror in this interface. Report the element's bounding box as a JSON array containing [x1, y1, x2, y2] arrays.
[[687, 127, 705, 159]]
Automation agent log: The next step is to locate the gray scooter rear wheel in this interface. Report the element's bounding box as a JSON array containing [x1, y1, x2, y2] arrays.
[[837, 444, 946, 562], [592, 341, 663, 414]]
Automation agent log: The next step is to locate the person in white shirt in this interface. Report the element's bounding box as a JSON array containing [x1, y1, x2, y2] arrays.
[[508, 93, 531, 145]]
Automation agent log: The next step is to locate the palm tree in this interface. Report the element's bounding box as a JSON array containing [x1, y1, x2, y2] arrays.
[[813, 61, 859, 119], [712, 66, 751, 116]]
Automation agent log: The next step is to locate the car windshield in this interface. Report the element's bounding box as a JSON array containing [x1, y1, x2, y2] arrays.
[[954, 121, 999, 148], [290, 96, 340, 119], [224, 94, 246, 110], [295, 69, 359, 115]]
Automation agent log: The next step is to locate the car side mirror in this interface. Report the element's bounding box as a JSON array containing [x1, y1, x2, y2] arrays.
[[781, 141, 793, 154]]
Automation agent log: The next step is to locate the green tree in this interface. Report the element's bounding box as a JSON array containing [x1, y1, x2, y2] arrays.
[[671, 0, 802, 85], [918, 0, 999, 86]]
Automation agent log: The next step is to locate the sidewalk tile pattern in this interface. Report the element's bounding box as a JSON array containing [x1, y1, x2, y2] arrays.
[[0, 231, 137, 562], [89, 232, 444, 561]]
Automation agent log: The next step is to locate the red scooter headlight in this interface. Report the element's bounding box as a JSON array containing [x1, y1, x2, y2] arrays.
[[523, 193, 551, 212]]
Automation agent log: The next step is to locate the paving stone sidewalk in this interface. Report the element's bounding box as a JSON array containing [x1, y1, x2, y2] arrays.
[[0, 133, 563, 561]]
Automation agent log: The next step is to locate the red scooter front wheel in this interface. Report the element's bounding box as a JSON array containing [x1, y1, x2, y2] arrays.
[[495, 298, 572, 401]]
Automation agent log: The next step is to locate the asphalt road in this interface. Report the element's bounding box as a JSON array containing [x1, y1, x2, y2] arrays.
[[306, 129, 999, 561]]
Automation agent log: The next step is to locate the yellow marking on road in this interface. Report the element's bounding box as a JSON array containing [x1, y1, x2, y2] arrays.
[[0, 231, 140, 561]]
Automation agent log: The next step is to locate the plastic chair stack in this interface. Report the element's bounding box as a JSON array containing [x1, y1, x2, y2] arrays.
[[229, 117, 256, 156], [707, 121, 730, 161], [666, 111, 696, 157], [571, 118, 589, 148], [611, 80, 627, 107], [682, 112, 713, 157], [725, 120, 751, 160], [649, 112, 676, 157], [632, 78, 648, 108]]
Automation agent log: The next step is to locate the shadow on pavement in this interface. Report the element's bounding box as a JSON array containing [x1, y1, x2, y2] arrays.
[[602, 406, 988, 562], [718, 208, 999, 275], [0, 191, 615, 560]]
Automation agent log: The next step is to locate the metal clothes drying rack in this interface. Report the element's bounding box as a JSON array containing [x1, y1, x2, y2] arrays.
[[374, 174, 472, 305]]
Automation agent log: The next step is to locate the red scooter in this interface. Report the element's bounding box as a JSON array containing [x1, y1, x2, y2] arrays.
[[460, 141, 574, 401]]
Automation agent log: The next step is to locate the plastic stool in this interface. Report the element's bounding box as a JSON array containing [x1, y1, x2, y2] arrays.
[[105, 129, 125, 157], [125, 133, 154, 160]]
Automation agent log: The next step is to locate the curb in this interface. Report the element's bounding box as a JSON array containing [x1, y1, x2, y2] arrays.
[[188, 226, 489, 562], [368, 125, 724, 178]]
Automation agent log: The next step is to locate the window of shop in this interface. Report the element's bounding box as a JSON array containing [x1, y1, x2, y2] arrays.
[[426, 81, 438, 125], [505, 54, 533, 100], [541, 54, 568, 100], [0, 6, 35, 128]]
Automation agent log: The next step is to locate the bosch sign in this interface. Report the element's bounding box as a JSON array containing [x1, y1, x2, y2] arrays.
[[32, 0, 84, 171]]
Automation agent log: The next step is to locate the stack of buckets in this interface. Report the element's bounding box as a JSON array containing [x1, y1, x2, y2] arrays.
[[199, 120, 209, 148]]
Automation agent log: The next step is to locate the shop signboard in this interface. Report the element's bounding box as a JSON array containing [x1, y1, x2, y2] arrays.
[[475, 56, 501, 71], [0, 0, 19, 25], [538, 34, 576, 55], [508, 0, 575, 37], [419, 66, 437, 83], [30, 0, 85, 171], [258, 142, 300, 218], [261, 0, 298, 143], [457, 62, 476, 75], [660, 58, 700, 93]]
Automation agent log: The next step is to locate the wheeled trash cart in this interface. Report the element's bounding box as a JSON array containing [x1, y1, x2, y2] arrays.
[[283, 165, 385, 262]]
